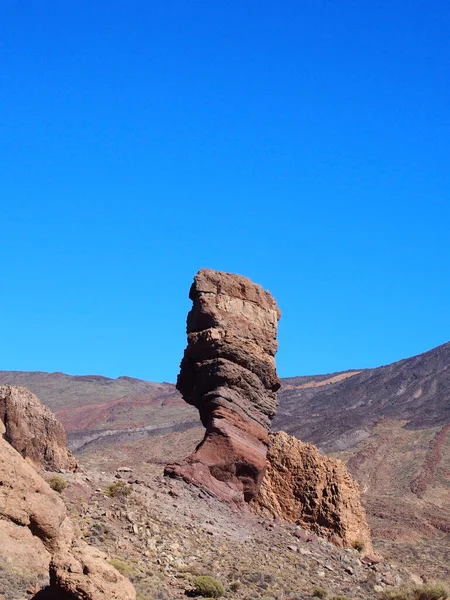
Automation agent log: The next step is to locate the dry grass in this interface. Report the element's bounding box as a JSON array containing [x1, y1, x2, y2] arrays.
[[46, 475, 68, 493], [104, 480, 132, 497], [380, 583, 449, 600]]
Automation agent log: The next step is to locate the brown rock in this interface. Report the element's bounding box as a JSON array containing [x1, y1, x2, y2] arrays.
[[0, 433, 135, 600], [0, 385, 77, 471], [50, 542, 136, 600], [165, 269, 281, 504], [252, 431, 373, 552], [362, 553, 384, 565]]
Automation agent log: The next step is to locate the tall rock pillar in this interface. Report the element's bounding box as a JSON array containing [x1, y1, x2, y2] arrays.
[[165, 269, 281, 504]]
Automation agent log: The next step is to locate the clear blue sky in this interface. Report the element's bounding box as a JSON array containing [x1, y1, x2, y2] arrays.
[[1, 1, 449, 382]]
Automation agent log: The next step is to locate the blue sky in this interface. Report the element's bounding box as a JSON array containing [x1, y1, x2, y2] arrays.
[[1, 1, 449, 382]]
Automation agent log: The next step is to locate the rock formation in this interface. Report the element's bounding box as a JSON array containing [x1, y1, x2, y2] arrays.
[[165, 268, 281, 504], [252, 431, 373, 552], [0, 384, 78, 471], [0, 429, 135, 600]]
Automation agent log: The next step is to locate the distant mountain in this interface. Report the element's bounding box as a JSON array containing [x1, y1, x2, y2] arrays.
[[0, 370, 197, 450], [275, 341, 450, 453], [1, 341, 449, 578], [277, 342, 450, 579]]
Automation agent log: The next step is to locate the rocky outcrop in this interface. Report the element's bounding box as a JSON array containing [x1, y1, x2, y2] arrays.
[[165, 268, 281, 504], [0, 434, 136, 600], [252, 431, 373, 552], [0, 384, 78, 471]]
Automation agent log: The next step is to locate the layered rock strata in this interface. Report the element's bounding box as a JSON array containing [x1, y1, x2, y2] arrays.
[[253, 431, 373, 552], [165, 268, 281, 503], [0, 384, 78, 471]]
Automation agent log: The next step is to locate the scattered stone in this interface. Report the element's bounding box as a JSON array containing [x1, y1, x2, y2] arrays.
[[383, 573, 396, 586], [294, 528, 309, 541], [362, 553, 383, 565]]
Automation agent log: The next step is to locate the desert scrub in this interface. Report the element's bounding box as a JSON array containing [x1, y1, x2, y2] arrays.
[[191, 575, 225, 598], [104, 480, 132, 498], [312, 587, 328, 598], [350, 539, 365, 552], [379, 583, 449, 600], [46, 475, 68, 493], [108, 558, 135, 577]]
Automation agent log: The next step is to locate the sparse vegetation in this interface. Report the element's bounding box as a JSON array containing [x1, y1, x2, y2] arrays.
[[108, 558, 135, 577], [379, 583, 449, 600], [46, 475, 68, 493], [350, 539, 365, 552], [104, 480, 132, 498], [312, 587, 328, 598], [191, 575, 225, 598]]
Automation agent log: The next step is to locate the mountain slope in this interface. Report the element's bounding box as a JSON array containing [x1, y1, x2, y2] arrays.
[[1, 341, 449, 578], [275, 341, 450, 453]]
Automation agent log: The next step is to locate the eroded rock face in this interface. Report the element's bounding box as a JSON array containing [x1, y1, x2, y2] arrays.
[[0, 399, 135, 600], [49, 541, 136, 600], [165, 268, 281, 504], [253, 431, 373, 552], [0, 384, 78, 472]]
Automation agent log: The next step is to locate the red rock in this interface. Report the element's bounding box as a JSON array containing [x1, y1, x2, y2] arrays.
[[362, 553, 384, 565], [165, 269, 281, 504], [294, 529, 309, 542]]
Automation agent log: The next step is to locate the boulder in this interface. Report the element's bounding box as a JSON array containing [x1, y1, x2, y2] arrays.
[[252, 431, 373, 552], [0, 384, 77, 471], [165, 268, 281, 504], [0, 419, 135, 600]]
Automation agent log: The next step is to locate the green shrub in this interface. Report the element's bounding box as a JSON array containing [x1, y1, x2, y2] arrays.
[[312, 587, 328, 598], [46, 476, 68, 493], [104, 480, 132, 498], [350, 539, 365, 552], [380, 583, 449, 600], [192, 575, 225, 598], [108, 558, 134, 577]]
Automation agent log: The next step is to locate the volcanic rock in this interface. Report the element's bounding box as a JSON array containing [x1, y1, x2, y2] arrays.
[[0, 434, 135, 600], [252, 431, 373, 552], [165, 268, 281, 504], [0, 384, 77, 471]]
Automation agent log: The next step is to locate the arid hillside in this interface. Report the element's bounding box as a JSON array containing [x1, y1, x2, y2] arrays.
[[1, 340, 449, 579]]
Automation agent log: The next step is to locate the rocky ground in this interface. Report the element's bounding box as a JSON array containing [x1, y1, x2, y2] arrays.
[[43, 454, 419, 600]]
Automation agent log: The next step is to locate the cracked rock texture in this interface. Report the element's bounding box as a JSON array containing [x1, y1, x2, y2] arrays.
[[253, 431, 374, 552], [0, 395, 135, 600], [165, 268, 281, 504], [0, 384, 78, 472]]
